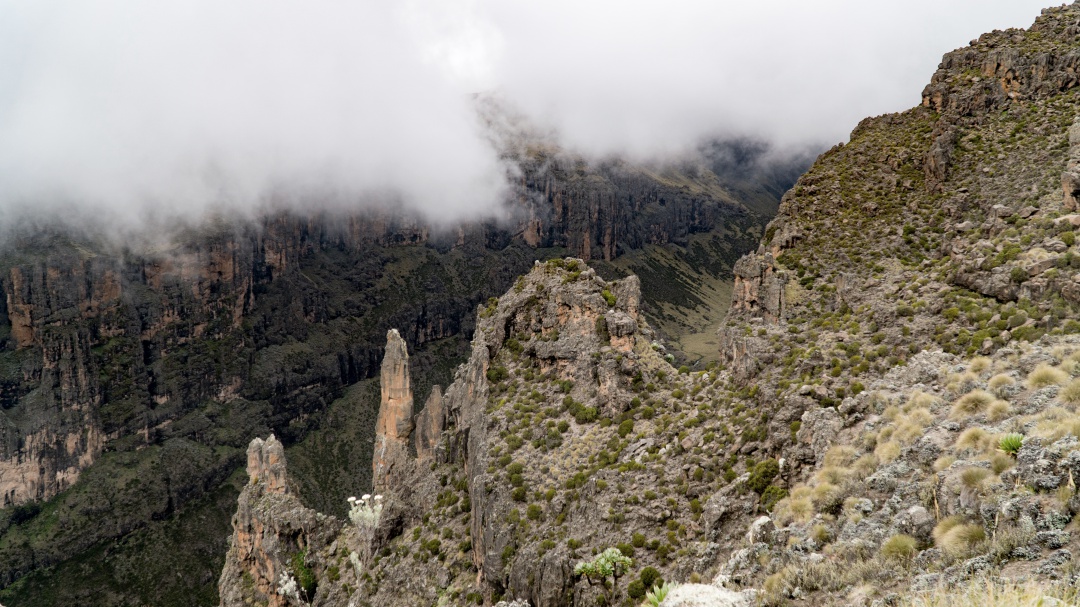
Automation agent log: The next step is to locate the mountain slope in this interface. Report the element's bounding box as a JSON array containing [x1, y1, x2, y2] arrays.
[[215, 4, 1080, 607], [0, 138, 805, 605]]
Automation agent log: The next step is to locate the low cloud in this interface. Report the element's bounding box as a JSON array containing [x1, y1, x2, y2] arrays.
[[0, 0, 1053, 228]]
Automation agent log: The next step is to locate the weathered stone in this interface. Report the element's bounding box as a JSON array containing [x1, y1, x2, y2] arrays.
[[373, 329, 415, 495], [413, 386, 445, 464], [246, 434, 288, 495]]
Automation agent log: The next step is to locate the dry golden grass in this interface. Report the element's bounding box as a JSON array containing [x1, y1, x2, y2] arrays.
[[935, 520, 986, 558], [852, 454, 878, 477], [934, 455, 956, 472], [947, 371, 980, 394], [906, 390, 938, 410], [1027, 363, 1069, 389], [822, 445, 858, 468], [1060, 378, 1080, 406], [951, 389, 995, 419], [875, 440, 901, 463], [955, 427, 994, 454], [988, 373, 1016, 395], [969, 357, 992, 374], [1033, 407, 1080, 441], [880, 534, 918, 562], [986, 399, 1012, 422], [815, 466, 854, 486], [892, 407, 934, 444], [959, 467, 992, 490], [990, 452, 1015, 475], [773, 487, 814, 527], [932, 515, 966, 544], [900, 577, 1079, 607]]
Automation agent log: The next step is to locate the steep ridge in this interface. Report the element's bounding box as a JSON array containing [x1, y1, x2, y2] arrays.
[[0, 140, 800, 605], [218, 258, 764, 607], [218, 4, 1080, 607]]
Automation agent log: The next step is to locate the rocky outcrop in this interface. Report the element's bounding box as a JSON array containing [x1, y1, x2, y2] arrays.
[[413, 386, 445, 463], [727, 252, 786, 323], [217, 259, 682, 607], [219, 435, 342, 607], [372, 329, 415, 494], [1062, 116, 1080, 210]]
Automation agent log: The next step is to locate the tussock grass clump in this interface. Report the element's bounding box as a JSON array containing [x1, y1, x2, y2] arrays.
[[822, 445, 858, 468], [947, 372, 980, 394], [1026, 363, 1069, 389], [815, 466, 854, 486], [990, 453, 1015, 475], [906, 390, 938, 410], [987, 373, 1015, 396], [898, 577, 1078, 607], [852, 454, 878, 477], [1059, 378, 1080, 406], [959, 467, 992, 490], [811, 482, 844, 513], [1033, 407, 1080, 441], [880, 534, 919, 562], [810, 524, 832, 545], [951, 389, 995, 419], [773, 487, 814, 527], [895, 408, 934, 444], [968, 357, 992, 374], [933, 518, 986, 558], [932, 515, 965, 544], [874, 440, 901, 463], [955, 428, 994, 454], [986, 399, 1011, 422], [933, 455, 956, 472], [1059, 357, 1080, 377]]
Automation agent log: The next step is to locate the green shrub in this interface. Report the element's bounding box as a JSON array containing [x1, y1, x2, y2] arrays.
[[486, 366, 509, 382], [618, 419, 635, 437], [527, 504, 543, 520], [601, 289, 617, 307], [627, 579, 646, 599], [511, 487, 527, 502], [290, 550, 317, 600], [760, 486, 789, 511], [639, 566, 662, 589], [631, 532, 646, 548], [747, 459, 780, 495]]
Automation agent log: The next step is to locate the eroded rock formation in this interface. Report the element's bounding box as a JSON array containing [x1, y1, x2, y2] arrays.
[[372, 329, 415, 494]]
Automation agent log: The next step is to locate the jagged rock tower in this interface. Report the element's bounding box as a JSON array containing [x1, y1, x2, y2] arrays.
[[372, 329, 415, 494]]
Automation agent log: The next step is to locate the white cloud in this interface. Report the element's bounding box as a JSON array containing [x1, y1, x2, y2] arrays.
[[0, 0, 1055, 226]]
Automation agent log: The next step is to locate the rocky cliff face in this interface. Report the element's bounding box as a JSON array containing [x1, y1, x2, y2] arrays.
[[0, 133, 801, 605], [218, 259, 767, 607]]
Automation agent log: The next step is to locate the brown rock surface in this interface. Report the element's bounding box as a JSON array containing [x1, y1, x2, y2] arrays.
[[372, 329, 415, 494]]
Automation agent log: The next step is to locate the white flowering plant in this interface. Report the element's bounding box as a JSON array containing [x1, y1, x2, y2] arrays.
[[277, 571, 303, 604], [348, 494, 383, 529]]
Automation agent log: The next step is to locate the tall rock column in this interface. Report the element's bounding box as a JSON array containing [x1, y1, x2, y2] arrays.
[[372, 329, 414, 494]]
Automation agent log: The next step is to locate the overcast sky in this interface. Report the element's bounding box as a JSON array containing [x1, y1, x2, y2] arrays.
[[0, 0, 1059, 226]]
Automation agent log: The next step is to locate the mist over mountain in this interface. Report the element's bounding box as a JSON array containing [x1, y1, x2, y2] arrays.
[[0, 0, 1052, 230]]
